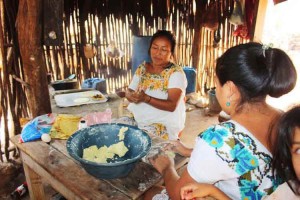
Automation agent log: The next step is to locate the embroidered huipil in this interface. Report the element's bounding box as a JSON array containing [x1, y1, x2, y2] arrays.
[[128, 62, 187, 140], [188, 121, 280, 200]]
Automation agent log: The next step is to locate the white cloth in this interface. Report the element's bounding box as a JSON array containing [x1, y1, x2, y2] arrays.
[[128, 63, 187, 140], [187, 120, 278, 200], [262, 182, 299, 200]]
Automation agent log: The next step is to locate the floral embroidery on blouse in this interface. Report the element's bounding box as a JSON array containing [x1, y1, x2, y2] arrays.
[[199, 122, 280, 200], [134, 62, 184, 92]]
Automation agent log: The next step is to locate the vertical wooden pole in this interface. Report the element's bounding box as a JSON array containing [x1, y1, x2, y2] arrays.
[[253, 0, 268, 41], [16, 0, 51, 117], [192, 1, 207, 91], [23, 162, 46, 200]]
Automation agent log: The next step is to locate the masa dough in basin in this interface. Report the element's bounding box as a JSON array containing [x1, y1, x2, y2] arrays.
[[83, 141, 129, 163], [83, 126, 129, 163]]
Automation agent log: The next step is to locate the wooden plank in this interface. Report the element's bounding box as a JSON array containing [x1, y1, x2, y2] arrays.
[[50, 135, 188, 199], [104, 162, 161, 199], [23, 162, 46, 200], [21, 153, 83, 200], [11, 135, 130, 200]]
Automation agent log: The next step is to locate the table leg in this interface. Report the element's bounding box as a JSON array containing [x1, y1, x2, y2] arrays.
[[23, 162, 46, 200]]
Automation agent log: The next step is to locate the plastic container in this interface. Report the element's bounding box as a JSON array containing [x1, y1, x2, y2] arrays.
[[66, 123, 151, 179], [81, 78, 107, 94], [78, 120, 87, 129], [183, 67, 197, 94], [132, 35, 152, 74], [208, 88, 222, 113], [10, 182, 28, 200]]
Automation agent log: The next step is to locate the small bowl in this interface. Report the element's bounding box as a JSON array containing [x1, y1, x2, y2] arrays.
[[66, 123, 151, 179]]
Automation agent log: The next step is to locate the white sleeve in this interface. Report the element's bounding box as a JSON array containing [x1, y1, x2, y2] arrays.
[[168, 71, 187, 92], [187, 136, 236, 184], [128, 74, 140, 91]]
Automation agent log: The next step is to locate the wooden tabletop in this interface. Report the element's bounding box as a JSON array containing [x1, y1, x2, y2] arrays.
[[11, 134, 188, 200]]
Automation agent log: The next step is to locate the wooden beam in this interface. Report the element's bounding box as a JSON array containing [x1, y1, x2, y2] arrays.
[[253, 0, 268, 42], [16, 0, 52, 117]]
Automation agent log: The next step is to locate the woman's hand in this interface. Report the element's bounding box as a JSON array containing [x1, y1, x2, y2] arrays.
[[163, 140, 192, 157], [149, 153, 175, 176], [125, 89, 149, 104], [125, 89, 135, 103], [180, 183, 213, 200]]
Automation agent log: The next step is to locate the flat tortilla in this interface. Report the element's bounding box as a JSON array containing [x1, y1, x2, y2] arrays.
[[74, 97, 90, 103]]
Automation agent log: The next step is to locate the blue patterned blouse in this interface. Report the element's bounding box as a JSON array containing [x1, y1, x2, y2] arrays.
[[187, 121, 281, 200]]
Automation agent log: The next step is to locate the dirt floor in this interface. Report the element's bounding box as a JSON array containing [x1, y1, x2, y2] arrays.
[[0, 158, 65, 200], [0, 159, 26, 200], [0, 95, 219, 200]]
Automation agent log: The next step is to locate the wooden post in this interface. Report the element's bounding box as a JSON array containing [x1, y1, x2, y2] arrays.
[[16, 0, 51, 117], [78, 0, 93, 79], [253, 0, 268, 42], [192, 1, 206, 91], [23, 161, 46, 200]]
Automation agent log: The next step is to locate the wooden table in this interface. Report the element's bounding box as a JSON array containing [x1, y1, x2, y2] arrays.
[[50, 90, 126, 119], [11, 133, 188, 200]]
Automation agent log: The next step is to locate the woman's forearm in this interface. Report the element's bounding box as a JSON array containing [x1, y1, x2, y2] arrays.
[[145, 88, 182, 112], [147, 96, 178, 112], [162, 166, 181, 199]]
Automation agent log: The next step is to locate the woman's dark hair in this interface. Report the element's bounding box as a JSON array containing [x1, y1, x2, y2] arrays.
[[272, 105, 300, 195], [216, 42, 297, 109], [148, 30, 176, 55]]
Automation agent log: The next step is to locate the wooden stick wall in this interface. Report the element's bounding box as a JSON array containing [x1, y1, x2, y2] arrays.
[[0, 0, 250, 161], [44, 0, 247, 94]]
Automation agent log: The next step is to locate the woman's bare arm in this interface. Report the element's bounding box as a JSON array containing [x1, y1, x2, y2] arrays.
[[126, 88, 183, 112]]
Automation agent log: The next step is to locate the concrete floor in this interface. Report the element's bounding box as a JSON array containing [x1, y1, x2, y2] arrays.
[[180, 106, 219, 148]]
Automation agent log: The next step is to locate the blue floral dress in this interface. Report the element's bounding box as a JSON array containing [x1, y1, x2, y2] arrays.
[[187, 120, 281, 200]]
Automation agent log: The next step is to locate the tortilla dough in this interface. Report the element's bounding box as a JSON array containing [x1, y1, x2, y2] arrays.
[[74, 97, 90, 103], [118, 126, 128, 140], [83, 141, 128, 163]]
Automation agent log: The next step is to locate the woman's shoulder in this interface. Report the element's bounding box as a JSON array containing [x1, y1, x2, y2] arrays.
[[166, 63, 184, 73], [198, 121, 272, 155], [199, 121, 235, 136], [135, 62, 147, 75], [197, 122, 235, 148], [196, 121, 274, 180], [137, 62, 147, 69]]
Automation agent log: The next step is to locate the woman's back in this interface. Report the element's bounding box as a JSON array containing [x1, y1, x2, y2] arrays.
[[189, 119, 277, 199], [232, 103, 282, 151]]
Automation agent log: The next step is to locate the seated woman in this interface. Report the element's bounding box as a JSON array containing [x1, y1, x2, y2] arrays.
[[123, 30, 187, 140], [145, 42, 297, 199]]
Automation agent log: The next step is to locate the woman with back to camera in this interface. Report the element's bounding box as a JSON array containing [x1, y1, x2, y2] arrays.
[[124, 30, 187, 140], [179, 105, 300, 200], [145, 42, 297, 200]]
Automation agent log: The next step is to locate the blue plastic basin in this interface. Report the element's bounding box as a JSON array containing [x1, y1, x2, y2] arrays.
[[66, 123, 151, 179]]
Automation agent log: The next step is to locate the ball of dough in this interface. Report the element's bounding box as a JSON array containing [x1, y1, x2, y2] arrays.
[[41, 134, 51, 143]]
